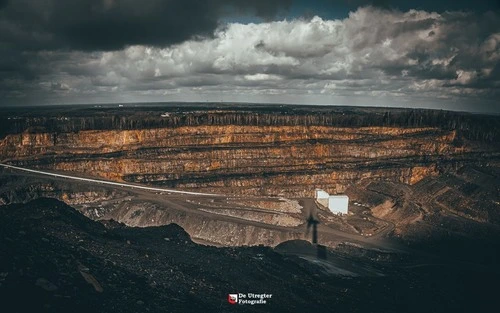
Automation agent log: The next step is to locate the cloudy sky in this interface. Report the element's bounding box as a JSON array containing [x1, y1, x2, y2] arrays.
[[0, 0, 499, 113]]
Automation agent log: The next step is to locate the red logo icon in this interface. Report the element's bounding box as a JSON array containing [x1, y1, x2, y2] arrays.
[[228, 294, 238, 304]]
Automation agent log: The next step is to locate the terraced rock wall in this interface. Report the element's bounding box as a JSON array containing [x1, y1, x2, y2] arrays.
[[1, 107, 498, 197]]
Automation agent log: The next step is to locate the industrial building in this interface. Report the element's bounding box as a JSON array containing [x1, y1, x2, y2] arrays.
[[315, 189, 349, 215]]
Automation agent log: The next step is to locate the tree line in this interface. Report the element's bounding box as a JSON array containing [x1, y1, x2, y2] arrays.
[[0, 108, 498, 144]]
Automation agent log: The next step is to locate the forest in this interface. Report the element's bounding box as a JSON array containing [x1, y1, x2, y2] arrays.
[[0, 104, 498, 143]]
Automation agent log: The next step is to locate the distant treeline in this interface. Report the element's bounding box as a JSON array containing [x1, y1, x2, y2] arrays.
[[0, 107, 499, 143]]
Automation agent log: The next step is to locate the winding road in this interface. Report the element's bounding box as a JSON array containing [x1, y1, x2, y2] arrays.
[[0, 162, 406, 252]]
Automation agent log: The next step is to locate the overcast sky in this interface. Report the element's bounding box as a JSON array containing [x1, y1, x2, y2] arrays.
[[0, 0, 499, 113]]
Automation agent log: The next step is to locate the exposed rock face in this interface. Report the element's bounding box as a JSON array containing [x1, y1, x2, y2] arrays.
[[1, 105, 499, 250], [0, 174, 307, 247], [2, 105, 499, 197], [103, 200, 305, 246]]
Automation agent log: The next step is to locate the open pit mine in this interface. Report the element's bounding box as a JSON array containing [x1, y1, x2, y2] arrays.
[[0, 103, 499, 312]]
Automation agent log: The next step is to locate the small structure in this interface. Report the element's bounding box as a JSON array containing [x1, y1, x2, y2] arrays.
[[315, 189, 349, 215], [315, 189, 330, 207]]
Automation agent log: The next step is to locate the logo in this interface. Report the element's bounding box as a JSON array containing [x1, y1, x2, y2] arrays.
[[228, 294, 238, 305], [227, 293, 273, 305]]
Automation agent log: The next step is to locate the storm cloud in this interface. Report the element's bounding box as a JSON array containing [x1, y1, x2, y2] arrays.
[[0, 0, 291, 51], [0, 3, 499, 112]]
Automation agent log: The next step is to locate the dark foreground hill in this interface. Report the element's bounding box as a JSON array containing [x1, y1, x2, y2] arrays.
[[1, 198, 499, 313]]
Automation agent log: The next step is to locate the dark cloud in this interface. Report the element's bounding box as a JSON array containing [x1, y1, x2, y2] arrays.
[[344, 0, 500, 11], [0, 0, 291, 51], [0, 4, 499, 113], [345, 0, 393, 8]]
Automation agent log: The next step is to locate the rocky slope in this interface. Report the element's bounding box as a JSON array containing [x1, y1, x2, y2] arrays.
[[1, 104, 499, 197], [0, 173, 308, 247], [1, 198, 499, 313]]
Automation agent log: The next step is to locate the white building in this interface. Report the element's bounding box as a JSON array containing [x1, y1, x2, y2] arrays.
[[315, 189, 349, 215], [315, 189, 330, 207]]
